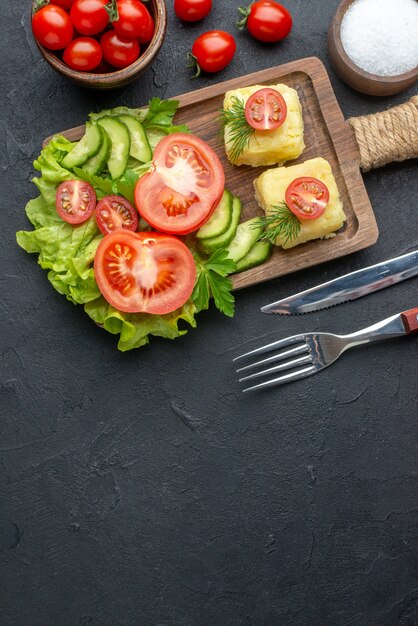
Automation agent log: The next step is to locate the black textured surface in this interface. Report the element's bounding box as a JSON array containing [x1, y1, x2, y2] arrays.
[[1, 2, 418, 625]]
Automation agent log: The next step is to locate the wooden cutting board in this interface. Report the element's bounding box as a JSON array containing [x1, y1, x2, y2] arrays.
[[45, 57, 378, 290]]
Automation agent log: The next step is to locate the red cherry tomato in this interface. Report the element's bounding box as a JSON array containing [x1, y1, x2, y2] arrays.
[[174, 0, 212, 22], [32, 5, 73, 51], [70, 0, 109, 36], [244, 88, 287, 131], [100, 30, 140, 68], [63, 37, 103, 71], [55, 180, 97, 224], [113, 0, 154, 42], [240, 1, 292, 43], [285, 177, 330, 220], [94, 231, 196, 314], [134, 133, 225, 235], [95, 195, 138, 235], [191, 30, 236, 75], [50, 0, 75, 9]]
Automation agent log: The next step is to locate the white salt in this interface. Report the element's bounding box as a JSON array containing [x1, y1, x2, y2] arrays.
[[340, 0, 418, 76]]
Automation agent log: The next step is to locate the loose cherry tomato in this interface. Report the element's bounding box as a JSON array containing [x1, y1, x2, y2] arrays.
[[113, 0, 154, 42], [70, 0, 109, 36], [237, 1, 292, 43], [190, 31, 236, 76], [63, 37, 103, 71], [55, 180, 97, 224], [50, 0, 75, 9], [285, 177, 329, 220], [100, 30, 140, 68], [174, 0, 212, 22], [94, 231, 196, 314], [134, 133, 225, 235], [32, 5, 73, 51], [245, 88, 287, 131], [95, 195, 138, 234]]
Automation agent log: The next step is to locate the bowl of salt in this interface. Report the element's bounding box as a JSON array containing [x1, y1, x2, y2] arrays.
[[328, 0, 418, 96]]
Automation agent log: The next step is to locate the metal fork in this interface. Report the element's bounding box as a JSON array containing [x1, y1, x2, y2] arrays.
[[234, 307, 418, 392]]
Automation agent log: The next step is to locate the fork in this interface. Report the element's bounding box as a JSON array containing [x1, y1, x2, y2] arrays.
[[234, 307, 418, 392]]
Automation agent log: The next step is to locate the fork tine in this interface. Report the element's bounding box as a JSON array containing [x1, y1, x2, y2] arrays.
[[242, 365, 316, 392], [239, 354, 312, 383], [236, 343, 308, 374], [233, 334, 305, 362]]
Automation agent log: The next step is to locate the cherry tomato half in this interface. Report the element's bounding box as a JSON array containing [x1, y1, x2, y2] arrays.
[[240, 1, 292, 43], [191, 30, 236, 75], [32, 5, 73, 51], [113, 0, 154, 42], [94, 231, 196, 314], [55, 180, 97, 224], [63, 37, 103, 71], [245, 88, 287, 131], [134, 133, 225, 235], [100, 30, 140, 68], [95, 195, 138, 235], [70, 0, 109, 36], [174, 0, 212, 22], [285, 177, 329, 220], [50, 0, 75, 9]]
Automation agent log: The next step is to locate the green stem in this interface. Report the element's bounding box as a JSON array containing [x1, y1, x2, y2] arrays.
[[236, 2, 254, 30], [186, 52, 201, 79]]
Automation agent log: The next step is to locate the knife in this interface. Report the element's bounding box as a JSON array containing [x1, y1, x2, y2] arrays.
[[261, 250, 418, 315]]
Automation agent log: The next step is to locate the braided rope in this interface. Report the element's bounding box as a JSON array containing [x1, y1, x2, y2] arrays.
[[348, 95, 418, 172]]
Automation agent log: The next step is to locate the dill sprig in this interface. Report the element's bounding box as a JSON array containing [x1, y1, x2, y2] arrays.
[[220, 96, 254, 163], [256, 202, 301, 245]]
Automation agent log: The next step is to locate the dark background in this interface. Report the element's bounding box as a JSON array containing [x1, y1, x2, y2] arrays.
[[1, 1, 417, 624]]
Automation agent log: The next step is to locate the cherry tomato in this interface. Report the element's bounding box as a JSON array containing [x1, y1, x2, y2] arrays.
[[134, 133, 225, 235], [70, 0, 109, 36], [245, 88, 287, 131], [285, 177, 329, 221], [55, 180, 97, 224], [95, 195, 138, 235], [50, 0, 75, 9], [113, 0, 154, 42], [32, 5, 73, 51], [174, 0, 212, 22], [239, 1, 292, 43], [100, 30, 140, 68], [94, 231, 196, 314], [190, 30, 236, 75], [63, 37, 103, 71]]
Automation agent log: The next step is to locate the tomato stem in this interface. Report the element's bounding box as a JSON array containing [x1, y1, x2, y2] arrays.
[[104, 0, 119, 22], [236, 2, 254, 30], [32, 0, 49, 13], [186, 52, 201, 79]]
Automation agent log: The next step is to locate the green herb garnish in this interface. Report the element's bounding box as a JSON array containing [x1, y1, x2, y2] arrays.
[[192, 249, 237, 318], [220, 96, 254, 164], [256, 202, 301, 245]]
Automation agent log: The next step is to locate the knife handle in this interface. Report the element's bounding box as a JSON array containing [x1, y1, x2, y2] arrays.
[[401, 308, 418, 334]]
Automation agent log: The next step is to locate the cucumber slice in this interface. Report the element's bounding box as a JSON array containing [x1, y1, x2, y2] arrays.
[[97, 116, 130, 179], [196, 190, 232, 240], [82, 127, 111, 176], [198, 197, 242, 254], [236, 241, 272, 273], [117, 114, 152, 163], [62, 122, 102, 169], [225, 217, 263, 264]]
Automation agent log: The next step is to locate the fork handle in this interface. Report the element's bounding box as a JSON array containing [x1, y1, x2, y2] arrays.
[[401, 307, 418, 334]]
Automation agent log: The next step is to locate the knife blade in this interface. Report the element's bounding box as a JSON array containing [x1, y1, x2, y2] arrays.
[[261, 250, 418, 315]]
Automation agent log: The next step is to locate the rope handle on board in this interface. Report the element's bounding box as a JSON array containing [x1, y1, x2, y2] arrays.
[[348, 95, 418, 172]]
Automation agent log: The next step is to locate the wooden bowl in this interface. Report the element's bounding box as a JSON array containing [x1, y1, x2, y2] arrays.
[[328, 0, 418, 96], [33, 0, 167, 90]]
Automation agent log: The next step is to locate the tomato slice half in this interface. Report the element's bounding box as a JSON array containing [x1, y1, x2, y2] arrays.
[[134, 133, 225, 235], [55, 180, 97, 224], [95, 195, 138, 235], [285, 177, 330, 220], [244, 88, 287, 131], [94, 231, 196, 315]]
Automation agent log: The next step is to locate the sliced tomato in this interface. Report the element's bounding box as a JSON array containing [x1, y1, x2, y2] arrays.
[[55, 180, 97, 224], [285, 177, 330, 220], [95, 195, 138, 234], [134, 133, 225, 235], [94, 231, 196, 314], [244, 88, 287, 131]]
